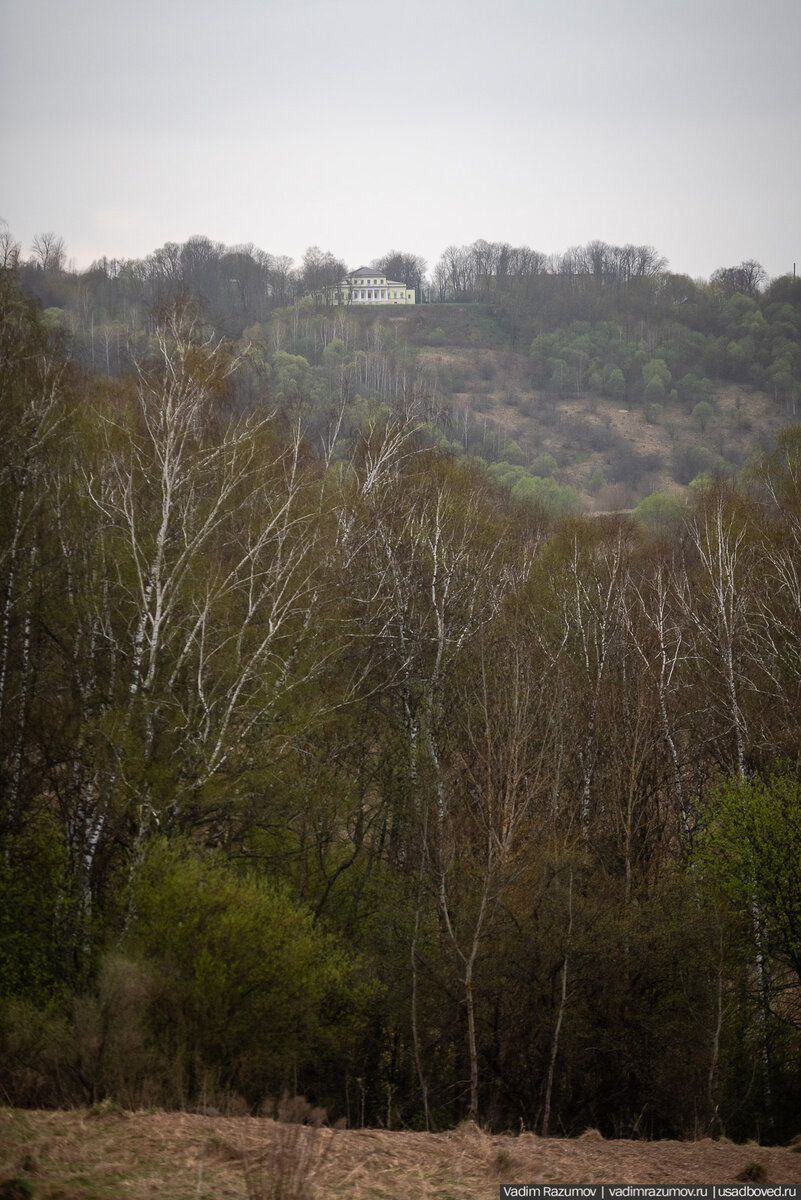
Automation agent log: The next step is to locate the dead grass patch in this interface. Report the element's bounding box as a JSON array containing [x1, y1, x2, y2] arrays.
[[2, 1109, 801, 1198]]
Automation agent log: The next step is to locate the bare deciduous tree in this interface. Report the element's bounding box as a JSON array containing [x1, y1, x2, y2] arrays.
[[30, 231, 66, 273]]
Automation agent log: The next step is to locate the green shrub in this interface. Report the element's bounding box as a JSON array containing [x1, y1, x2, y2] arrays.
[[511, 474, 578, 518], [586, 467, 604, 495], [633, 491, 682, 534], [692, 400, 714, 431], [530, 453, 558, 478], [0, 817, 71, 1002], [671, 441, 716, 485], [125, 840, 376, 1104]]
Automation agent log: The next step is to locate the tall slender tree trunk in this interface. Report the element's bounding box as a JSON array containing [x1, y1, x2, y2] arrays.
[[542, 869, 572, 1137], [410, 810, 432, 1131]]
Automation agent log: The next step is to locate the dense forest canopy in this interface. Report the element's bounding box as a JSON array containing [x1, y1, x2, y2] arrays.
[[1, 230, 800, 1141]]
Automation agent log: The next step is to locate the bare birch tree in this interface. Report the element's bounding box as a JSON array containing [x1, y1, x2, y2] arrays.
[[44, 306, 339, 951]]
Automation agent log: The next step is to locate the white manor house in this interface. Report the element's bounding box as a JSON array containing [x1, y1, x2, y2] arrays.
[[324, 267, 416, 306]]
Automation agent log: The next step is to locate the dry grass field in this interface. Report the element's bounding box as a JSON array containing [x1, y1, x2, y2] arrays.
[[2, 1108, 800, 1199]]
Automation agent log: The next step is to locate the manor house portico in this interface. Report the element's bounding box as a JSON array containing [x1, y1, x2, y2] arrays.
[[326, 267, 416, 305]]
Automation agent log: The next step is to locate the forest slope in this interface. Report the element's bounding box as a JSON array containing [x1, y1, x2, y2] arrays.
[[12, 235, 801, 521], [2, 251, 801, 1144]]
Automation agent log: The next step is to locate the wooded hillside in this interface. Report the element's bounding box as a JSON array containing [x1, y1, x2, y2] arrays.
[[11, 230, 800, 514], [1, 246, 800, 1141]]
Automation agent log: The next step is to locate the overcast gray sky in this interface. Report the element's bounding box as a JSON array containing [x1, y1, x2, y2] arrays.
[[1, 0, 799, 281]]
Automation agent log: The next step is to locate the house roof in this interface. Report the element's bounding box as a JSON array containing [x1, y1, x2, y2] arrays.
[[343, 269, 409, 287], [328, 269, 411, 291]]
